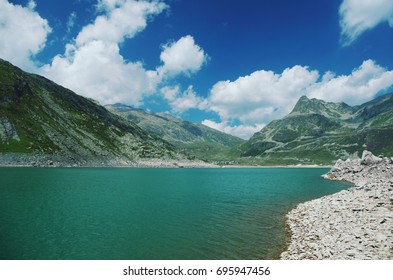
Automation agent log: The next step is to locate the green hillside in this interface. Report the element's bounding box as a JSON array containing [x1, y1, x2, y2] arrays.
[[0, 59, 177, 166]]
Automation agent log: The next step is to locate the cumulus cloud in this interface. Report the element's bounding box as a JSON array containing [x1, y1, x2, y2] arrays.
[[160, 85, 180, 101], [202, 60, 393, 139], [160, 85, 207, 113], [41, 41, 155, 105], [0, 0, 51, 71], [207, 66, 319, 125], [76, 0, 167, 46], [308, 60, 393, 104], [339, 0, 393, 46], [158, 35, 209, 78], [41, 0, 167, 105], [40, 0, 208, 107], [1, 0, 208, 110]]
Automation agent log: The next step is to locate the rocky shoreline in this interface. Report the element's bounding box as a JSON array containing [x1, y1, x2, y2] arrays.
[[0, 153, 218, 168], [281, 151, 393, 259]]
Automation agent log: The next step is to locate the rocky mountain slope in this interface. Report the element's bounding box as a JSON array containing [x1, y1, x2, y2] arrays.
[[239, 94, 393, 165], [0, 59, 178, 166], [105, 104, 244, 161]]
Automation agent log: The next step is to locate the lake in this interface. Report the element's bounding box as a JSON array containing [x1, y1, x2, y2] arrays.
[[0, 168, 350, 260]]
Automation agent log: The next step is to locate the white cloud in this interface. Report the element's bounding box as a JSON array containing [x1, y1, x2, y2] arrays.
[[76, 0, 167, 46], [308, 59, 393, 104], [202, 60, 393, 139], [41, 41, 154, 105], [160, 85, 207, 113], [160, 85, 180, 101], [207, 66, 319, 125], [202, 120, 265, 140], [0, 0, 51, 71], [1, 0, 208, 110], [41, 0, 167, 106], [339, 0, 393, 46], [158, 35, 209, 78], [97, 0, 127, 12], [27, 0, 36, 10], [40, 1, 209, 107], [66, 12, 77, 33]]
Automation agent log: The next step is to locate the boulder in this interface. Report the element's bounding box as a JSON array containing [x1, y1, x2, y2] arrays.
[[361, 150, 382, 165]]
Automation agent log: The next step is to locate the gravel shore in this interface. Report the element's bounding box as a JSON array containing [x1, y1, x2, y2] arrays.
[[0, 153, 218, 168], [281, 151, 393, 260]]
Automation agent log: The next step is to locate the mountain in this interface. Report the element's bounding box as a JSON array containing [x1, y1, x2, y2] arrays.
[[0, 58, 178, 166], [105, 104, 245, 161], [239, 94, 393, 165], [3, 57, 392, 167]]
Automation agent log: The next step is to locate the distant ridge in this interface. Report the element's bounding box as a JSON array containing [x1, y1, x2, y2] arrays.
[[105, 103, 245, 161]]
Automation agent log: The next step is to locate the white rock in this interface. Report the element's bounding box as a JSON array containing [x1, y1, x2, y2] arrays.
[[361, 150, 382, 165], [375, 233, 387, 242]]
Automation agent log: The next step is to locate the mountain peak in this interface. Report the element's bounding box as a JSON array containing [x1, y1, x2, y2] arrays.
[[290, 96, 353, 118], [290, 95, 320, 114], [298, 95, 310, 102]]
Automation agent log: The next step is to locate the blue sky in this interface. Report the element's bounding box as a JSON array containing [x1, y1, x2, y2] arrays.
[[1, 0, 393, 139]]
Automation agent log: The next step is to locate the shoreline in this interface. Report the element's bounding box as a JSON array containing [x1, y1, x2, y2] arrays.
[[0, 154, 332, 169], [220, 164, 332, 169], [0, 153, 219, 168], [0, 164, 332, 169], [281, 151, 393, 260]]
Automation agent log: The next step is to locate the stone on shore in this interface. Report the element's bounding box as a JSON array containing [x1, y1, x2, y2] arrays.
[[361, 150, 383, 165], [281, 150, 393, 260]]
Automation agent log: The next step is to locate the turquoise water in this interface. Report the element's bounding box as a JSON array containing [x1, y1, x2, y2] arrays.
[[0, 168, 350, 260]]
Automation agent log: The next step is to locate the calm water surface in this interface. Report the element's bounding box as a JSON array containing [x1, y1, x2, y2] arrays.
[[0, 168, 350, 259]]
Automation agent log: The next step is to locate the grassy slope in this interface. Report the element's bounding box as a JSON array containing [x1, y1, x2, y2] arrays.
[[0, 59, 176, 162]]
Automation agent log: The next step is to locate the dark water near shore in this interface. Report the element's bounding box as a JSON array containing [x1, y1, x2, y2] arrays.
[[0, 168, 350, 260]]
